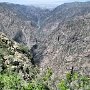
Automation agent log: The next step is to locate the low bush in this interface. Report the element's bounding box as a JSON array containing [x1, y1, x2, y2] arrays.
[[58, 72, 90, 90]]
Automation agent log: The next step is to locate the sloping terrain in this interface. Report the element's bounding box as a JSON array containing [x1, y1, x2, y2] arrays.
[[0, 3, 50, 27], [0, 32, 52, 90], [0, 31, 90, 90], [0, 2, 50, 48], [40, 16, 90, 77], [0, 32, 34, 79], [1, 2, 90, 79], [36, 2, 90, 77], [41, 2, 90, 36], [0, 3, 36, 47]]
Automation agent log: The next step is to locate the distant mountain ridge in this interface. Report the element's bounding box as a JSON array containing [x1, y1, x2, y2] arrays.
[[0, 2, 50, 49], [0, 2, 50, 26]]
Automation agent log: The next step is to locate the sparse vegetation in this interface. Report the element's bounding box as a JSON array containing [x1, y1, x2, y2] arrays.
[[0, 68, 52, 90], [17, 44, 29, 54], [0, 32, 51, 90], [58, 72, 90, 90], [0, 67, 90, 90], [0, 32, 90, 90]]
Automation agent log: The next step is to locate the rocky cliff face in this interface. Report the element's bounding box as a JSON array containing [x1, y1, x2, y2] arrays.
[[1, 2, 90, 78], [37, 2, 90, 77], [40, 16, 90, 77]]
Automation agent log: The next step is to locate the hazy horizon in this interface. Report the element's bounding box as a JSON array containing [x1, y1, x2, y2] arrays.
[[0, 0, 89, 8]]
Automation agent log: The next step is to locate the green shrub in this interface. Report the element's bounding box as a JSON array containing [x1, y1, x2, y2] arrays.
[[58, 72, 90, 90], [58, 80, 68, 90], [23, 81, 49, 90], [17, 44, 29, 54], [0, 72, 24, 90], [42, 68, 52, 82], [0, 68, 52, 90]]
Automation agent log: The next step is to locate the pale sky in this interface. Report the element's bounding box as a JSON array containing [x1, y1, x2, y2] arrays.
[[0, 0, 89, 8]]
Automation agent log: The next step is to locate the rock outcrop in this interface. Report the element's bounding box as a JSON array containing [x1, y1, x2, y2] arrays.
[[0, 32, 35, 80]]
